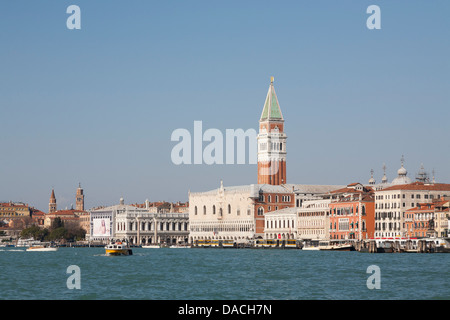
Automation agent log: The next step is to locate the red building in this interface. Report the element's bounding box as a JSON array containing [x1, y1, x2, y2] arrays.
[[254, 187, 295, 235], [329, 183, 375, 240]]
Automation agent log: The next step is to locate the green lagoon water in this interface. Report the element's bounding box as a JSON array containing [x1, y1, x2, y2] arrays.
[[0, 247, 449, 300]]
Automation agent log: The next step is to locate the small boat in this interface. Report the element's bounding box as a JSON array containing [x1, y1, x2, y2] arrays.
[[142, 245, 160, 249], [320, 244, 354, 251], [26, 245, 58, 252], [318, 241, 354, 251], [105, 241, 132, 256], [302, 246, 320, 251], [301, 240, 320, 251], [221, 240, 235, 248], [169, 245, 191, 248]]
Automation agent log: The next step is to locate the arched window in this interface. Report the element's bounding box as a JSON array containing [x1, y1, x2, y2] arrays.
[[228, 204, 231, 214], [195, 206, 198, 215], [257, 207, 264, 216], [212, 205, 216, 215], [203, 206, 206, 215]]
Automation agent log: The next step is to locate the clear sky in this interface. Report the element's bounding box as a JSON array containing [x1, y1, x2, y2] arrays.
[[1, 1, 449, 211]]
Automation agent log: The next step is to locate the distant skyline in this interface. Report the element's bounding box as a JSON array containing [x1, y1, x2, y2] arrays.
[[1, 1, 449, 211]]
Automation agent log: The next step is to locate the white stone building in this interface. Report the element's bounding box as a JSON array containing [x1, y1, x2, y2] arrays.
[[375, 182, 450, 238], [297, 199, 331, 240], [264, 207, 297, 240], [115, 211, 189, 245], [292, 185, 343, 208], [189, 182, 268, 243], [90, 198, 189, 245]]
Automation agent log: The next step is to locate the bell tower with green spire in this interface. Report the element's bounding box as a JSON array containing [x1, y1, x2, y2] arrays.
[[257, 77, 287, 185]]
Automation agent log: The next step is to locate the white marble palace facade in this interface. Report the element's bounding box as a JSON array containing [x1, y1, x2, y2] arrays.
[[90, 198, 189, 245], [189, 182, 258, 243], [115, 211, 189, 245]]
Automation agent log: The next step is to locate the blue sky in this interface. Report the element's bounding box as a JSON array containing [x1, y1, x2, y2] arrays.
[[1, 1, 449, 211]]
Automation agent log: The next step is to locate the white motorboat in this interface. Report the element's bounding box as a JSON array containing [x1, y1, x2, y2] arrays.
[[301, 240, 320, 250], [302, 246, 320, 251], [318, 241, 354, 251], [26, 245, 58, 252]]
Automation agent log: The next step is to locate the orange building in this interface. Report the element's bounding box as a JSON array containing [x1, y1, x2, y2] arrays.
[[405, 200, 449, 238], [329, 183, 375, 240]]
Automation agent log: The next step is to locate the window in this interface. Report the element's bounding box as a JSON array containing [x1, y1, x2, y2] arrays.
[[212, 205, 216, 215], [228, 204, 231, 214], [203, 206, 206, 215], [257, 207, 264, 216], [338, 218, 349, 231], [195, 206, 198, 215]]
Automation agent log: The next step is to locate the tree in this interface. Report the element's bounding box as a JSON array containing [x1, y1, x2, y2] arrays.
[[51, 217, 64, 230], [66, 225, 86, 242], [20, 225, 49, 241], [48, 227, 67, 242]]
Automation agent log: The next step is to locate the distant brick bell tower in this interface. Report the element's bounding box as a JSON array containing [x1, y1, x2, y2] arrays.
[[49, 189, 57, 213], [76, 183, 84, 211], [257, 77, 287, 185]]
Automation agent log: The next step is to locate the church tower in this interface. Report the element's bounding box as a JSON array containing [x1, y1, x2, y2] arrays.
[[49, 189, 57, 213], [257, 77, 287, 185], [76, 183, 84, 211]]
